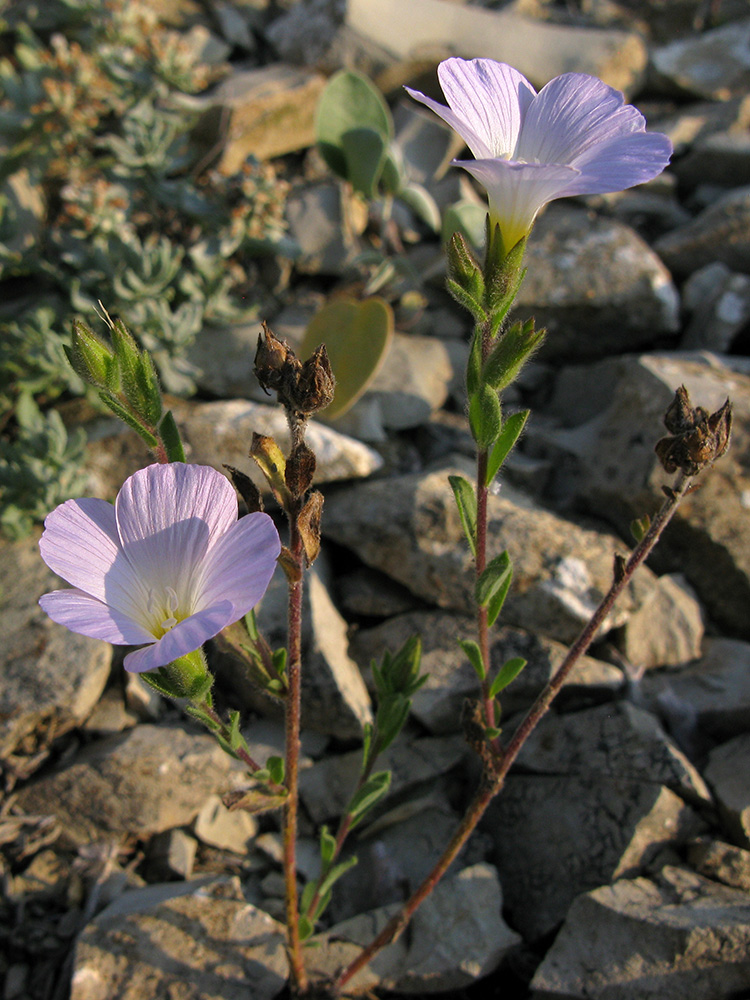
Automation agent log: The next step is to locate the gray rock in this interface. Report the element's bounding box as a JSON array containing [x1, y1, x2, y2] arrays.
[[350, 611, 623, 735], [193, 794, 258, 853], [265, 0, 344, 66], [336, 567, 421, 618], [652, 16, 750, 100], [346, 0, 647, 95], [81, 688, 139, 737], [146, 829, 198, 881], [537, 352, 750, 637], [687, 836, 750, 891], [216, 558, 373, 740], [14, 724, 242, 847], [286, 181, 362, 275], [298, 733, 467, 824], [323, 466, 656, 645], [516, 205, 679, 360], [516, 701, 712, 807], [681, 263, 750, 352], [364, 332, 455, 430], [637, 638, 750, 755], [616, 572, 704, 672], [704, 734, 750, 849], [654, 186, 750, 276], [324, 863, 520, 994], [70, 878, 288, 1000], [0, 532, 111, 781], [675, 131, 750, 190], [487, 777, 699, 940], [531, 866, 750, 999], [652, 94, 750, 158], [85, 398, 382, 502]]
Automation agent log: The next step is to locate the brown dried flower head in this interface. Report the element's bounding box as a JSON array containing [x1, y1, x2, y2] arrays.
[[254, 322, 335, 415], [655, 385, 732, 476]]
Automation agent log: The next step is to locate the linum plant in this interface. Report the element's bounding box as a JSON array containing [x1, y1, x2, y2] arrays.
[[36, 57, 734, 1000]]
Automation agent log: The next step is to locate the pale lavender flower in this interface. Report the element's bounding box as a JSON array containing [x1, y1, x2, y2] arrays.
[[39, 462, 280, 673], [407, 58, 672, 254]]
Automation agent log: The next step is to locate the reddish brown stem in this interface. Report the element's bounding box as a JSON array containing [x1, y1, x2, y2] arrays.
[[333, 472, 690, 992]]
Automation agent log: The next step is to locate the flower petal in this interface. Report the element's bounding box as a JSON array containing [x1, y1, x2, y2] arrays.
[[456, 157, 580, 252], [518, 73, 655, 169], [115, 463, 238, 603], [123, 602, 235, 673], [407, 59, 536, 160], [39, 588, 154, 644], [39, 497, 142, 616], [562, 131, 674, 196], [195, 511, 280, 618]]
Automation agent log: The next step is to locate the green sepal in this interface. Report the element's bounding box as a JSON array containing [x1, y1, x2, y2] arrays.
[[469, 384, 502, 450], [348, 771, 391, 828], [448, 474, 477, 558], [98, 390, 159, 448], [158, 410, 186, 463], [630, 514, 651, 543], [484, 225, 527, 312], [446, 278, 487, 323], [446, 230, 485, 305], [488, 265, 527, 339], [489, 656, 526, 698], [133, 349, 163, 426], [67, 319, 118, 390], [482, 317, 545, 393], [486, 409, 530, 486], [320, 826, 337, 866], [140, 651, 213, 703], [465, 329, 483, 399], [459, 638, 486, 681], [476, 550, 512, 612]]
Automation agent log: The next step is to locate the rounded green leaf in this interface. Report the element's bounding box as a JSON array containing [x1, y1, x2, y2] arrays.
[[300, 297, 394, 418], [316, 70, 393, 180]]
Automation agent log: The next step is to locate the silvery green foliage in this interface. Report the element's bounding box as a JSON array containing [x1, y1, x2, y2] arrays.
[[0, 0, 294, 536]]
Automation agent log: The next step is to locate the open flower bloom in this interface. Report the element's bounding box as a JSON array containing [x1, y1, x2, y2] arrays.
[[39, 462, 280, 673], [407, 58, 673, 254]]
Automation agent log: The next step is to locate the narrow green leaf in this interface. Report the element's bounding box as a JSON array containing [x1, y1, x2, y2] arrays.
[[298, 915, 314, 941], [484, 726, 501, 741], [476, 550, 512, 611], [320, 826, 337, 866], [300, 881, 316, 916], [459, 638, 486, 681], [486, 409, 530, 485], [630, 514, 651, 543], [316, 855, 358, 901], [448, 475, 477, 558], [465, 327, 483, 397], [469, 384, 502, 450], [348, 771, 391, 827], [312, 887, 333, 922], [485, 561, 513, 627], [489, 657, 527, 698], [267, 755, 285, 785], [158, 410, 186, 462], [445, 278, 486, 323], [272, 648, 287, 677]]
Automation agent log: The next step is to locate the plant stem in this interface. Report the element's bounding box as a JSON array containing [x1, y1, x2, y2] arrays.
[[333, 471, 691, 992], [283, 508, 307, 993], [476, 317, 495, 729]]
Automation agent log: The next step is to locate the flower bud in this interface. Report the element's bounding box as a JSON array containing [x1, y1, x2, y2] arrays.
[[66, 319, 117, 389]]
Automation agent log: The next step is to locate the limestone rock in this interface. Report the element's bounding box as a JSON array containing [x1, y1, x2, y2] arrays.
[[637, 638, 750, 756], [652, 17, 750, 100], [363, 332, 455, 430], [14, 724, 242, 847], [652, 94, 750, 158], [323, 864, 520, 994], [704, 734, 750, 849], [0, 532, 111, 782], [516, 701, 712, 807], [346, 0, 647, 94], [616, 573, 704, 671], [688, 837, 750, 891], [70, 878, 288, 1000], [681, 263, 750, 352], [517, 205, 680, 360], [146, 829, 198, 881], [322, 466, 656, 644], [486, 777, 699, 940], [193, 794, 258, 854], [674, 131, 750, 190], [196, 63, 326, 169], [531, 866, 750, 999], [654, 186, 750, 276], [286, 181, 362, 276], [537, 352, 750, 637], [265, 0, 345, 66]]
